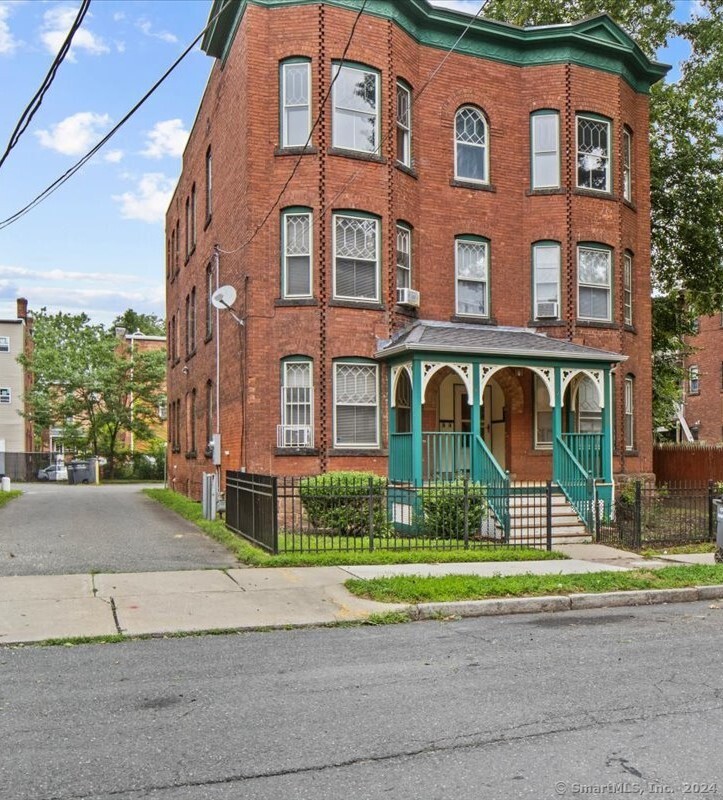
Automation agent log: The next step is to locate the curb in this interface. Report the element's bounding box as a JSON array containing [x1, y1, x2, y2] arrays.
[[409, 584, 723, 620]]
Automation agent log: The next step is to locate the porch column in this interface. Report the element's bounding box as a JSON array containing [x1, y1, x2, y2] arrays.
[[411, 358, 423, 485], [601, 368, 613, 484], [471, 362, 481, 482], [552, 367, 562, 481]]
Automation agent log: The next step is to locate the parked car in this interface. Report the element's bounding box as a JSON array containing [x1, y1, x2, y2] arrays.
[[37, 464, 68, 481]]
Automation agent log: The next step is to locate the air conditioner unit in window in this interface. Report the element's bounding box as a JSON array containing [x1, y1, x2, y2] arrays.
[[396, 287, 420, 307], [536, 301, 558, 319]]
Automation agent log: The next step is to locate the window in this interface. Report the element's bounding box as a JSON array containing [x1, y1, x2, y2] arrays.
[[331, 63, 379, 153], [281, 60, 311, 148], [455, 237, 489, 317], [166, 238, 171, 279], [282, 209, 312, 298], [720, 361, 723, 391], [175, 221, 180, 271], [206, 264, 214, 339], [623, 252, 633, 325], [577, 245, 611, 321], [624, 376, 635, 450], [533, 242, 560, 319], [186, 390, 197, 455], [396, 223, 411, 291], [279, 359, 314, 448], [531, 111, 560, 189], [0, 388, 10, 404], [689, 365, 699, 395], [205, 147, 213, 220], [186, 289, 196, 355], [334, 361, 379, 447], [0, 336, 9, 353], [206, 380, 214, 452], [333, 213, 379, 301], [577, 377, 602, 432], [190, 184, 197, 250], [622, 127, 632, 201], [577, 114, 611, 192], [454, 106, 488, 183], [170, 230, 176, 277], [396, 81, 411, 167], [534, 376, 552, 449], [185, 198, 190, 257]]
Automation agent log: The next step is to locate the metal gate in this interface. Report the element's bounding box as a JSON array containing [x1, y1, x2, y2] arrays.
[[225, 471, 278, 553]]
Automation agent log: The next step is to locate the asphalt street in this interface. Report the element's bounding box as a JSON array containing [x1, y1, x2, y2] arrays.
[[2, 602, 723, 799], [0, 483, 237, 575]]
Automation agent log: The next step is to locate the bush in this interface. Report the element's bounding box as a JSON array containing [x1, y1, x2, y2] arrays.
[[298, 472, 391, 537], [418, 480, 487, 539]]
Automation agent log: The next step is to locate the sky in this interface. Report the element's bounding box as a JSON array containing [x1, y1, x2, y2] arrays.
[[0, 0, 699, 327]]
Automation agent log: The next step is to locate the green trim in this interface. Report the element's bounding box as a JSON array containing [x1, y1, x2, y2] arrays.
[[411, 359, 423, 485], [602, 368, 613, 482], [530, 110, 561, 190], [386, 352, 619, 371], [202, 1, 670, 93]]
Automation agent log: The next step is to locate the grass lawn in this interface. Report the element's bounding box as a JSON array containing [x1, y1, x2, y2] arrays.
[[345, 564, 723, 603], [145, 488, 566, 567], [0, 490, 22, 509], [642, 542, 715, 556]]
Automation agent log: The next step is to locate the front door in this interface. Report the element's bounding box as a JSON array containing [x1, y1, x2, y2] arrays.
[[453, 381, 506, 471]]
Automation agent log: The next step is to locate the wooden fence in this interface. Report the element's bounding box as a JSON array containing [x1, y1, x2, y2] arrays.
[[654, 444, 723, 483]]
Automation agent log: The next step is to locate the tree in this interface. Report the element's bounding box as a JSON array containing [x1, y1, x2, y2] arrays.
[[20, 310, 166, 476], [112, 308, 165, 337]]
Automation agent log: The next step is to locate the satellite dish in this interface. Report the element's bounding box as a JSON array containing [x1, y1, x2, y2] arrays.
[[211, 285, 237, 309]]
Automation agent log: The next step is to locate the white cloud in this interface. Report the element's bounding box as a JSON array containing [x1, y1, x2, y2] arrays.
[[137, 17, 177, 44], [0, 3, 20, 55], [112, 173, 175, 224], [113, 11, 125, 22], [104, 149, 124, 163], [115, 40, 125, 53], [41, 5, 109, 61], [141, 119, 189, 159], [0, 264, 148, 284], [35, 111, 112, 156]]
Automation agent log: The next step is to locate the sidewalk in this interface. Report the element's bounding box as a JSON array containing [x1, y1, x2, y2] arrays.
[[0, 546, 714, 645]]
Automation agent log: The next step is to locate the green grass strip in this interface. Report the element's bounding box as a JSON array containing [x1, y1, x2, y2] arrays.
[[0, 490, 22, 509], [144, 488, 565, 567], [345, 564, 723, 603], [642, 543, 715, 556]]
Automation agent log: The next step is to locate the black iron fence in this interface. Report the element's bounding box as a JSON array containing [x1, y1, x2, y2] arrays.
[[598, 481, 721, 550], [0, 452, 52, 481], [225, 473, 568, 554]]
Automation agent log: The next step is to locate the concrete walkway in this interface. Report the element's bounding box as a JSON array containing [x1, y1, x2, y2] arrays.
[[1, 546, 713, 644]]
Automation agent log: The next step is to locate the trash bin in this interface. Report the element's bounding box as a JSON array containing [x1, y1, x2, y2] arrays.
[[68, 460, 91, 485], [715, 499, 723, 563]]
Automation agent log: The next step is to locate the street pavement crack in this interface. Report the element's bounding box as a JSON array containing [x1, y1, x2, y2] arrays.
[[109, 596, 122, 635]]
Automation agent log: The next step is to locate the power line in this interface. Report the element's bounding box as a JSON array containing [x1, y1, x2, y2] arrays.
[[0, 0, 236, 231], [218, 0, 368, 255], [219, 0, 489, 255], [0, 0, 91, 173]]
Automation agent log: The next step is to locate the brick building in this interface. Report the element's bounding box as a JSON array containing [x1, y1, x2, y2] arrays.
[[0, 298, 34, 466], [166, 0, 668, 522], [682, 313, 723, 443]]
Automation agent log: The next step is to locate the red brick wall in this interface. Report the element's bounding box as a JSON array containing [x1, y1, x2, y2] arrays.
[[683, 315, 723, 443], [166, 3, 655, 497]]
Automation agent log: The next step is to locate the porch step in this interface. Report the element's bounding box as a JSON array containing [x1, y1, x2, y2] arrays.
[[505, 486, 592, 546]]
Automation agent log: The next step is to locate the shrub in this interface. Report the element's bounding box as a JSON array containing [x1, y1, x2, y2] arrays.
[[298, 472, 391, 537], [418, 480, 487, 539]]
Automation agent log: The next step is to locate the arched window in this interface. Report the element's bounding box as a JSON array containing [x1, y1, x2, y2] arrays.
[[454, 106, 488, 183], [395, 369, 411, 433], [279, 357, 314, 448]]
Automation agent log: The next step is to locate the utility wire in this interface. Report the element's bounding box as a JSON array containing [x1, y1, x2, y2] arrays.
[[218, 0, 368, 255], [0, 0, 91, 173], [219, 0, 489, 255], [0, 0, 236, 231]]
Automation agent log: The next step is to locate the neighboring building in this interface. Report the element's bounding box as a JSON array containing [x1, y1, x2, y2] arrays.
[[681, 312, 723, 443], [166, 0, 668, 519], [0, 298, 33, 456]]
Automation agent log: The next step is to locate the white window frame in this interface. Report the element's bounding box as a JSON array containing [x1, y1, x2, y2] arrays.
[[577, 245, 612, 322], [622, 127, 632, 202], [0, 336, 9, 353], [532, 242, 561, 319], [576, 114, 611, 193], [531, 111, 560, 189], [455, 238, 489, 318], [279, 359, 314, 448], [332, 213, 380, 302], [0, 387, 10, 404], [333, 361, 379, 448], [534, 376, 553, 450], [282, 210, 313, 299], [396, 81, 411, 167], [396, 223, 411, 291], [624, 376, 634, 451], [623, 252, 633, 326], [331, 63, 379, 154], [689, 365, 700, 395], [281, 60, 312, 148], [454, 106, 489, 184]]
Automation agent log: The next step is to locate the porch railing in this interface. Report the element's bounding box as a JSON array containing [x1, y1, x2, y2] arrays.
[[389, 433, 413, 483], [556, 435, 595, 531], [472, 434, 510, 537], [562, 433, 603, 480], [422, 432, 471, 482]]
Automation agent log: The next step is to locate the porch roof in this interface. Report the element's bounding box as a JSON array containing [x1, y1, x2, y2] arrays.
[[375, 321, 627, 363]]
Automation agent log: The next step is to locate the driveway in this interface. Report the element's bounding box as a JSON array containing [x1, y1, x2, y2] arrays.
[[0, 483, 238, 576]]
